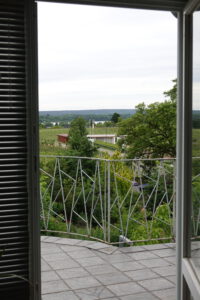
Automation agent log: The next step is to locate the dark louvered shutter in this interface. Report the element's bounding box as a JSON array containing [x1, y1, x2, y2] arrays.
[[0, 0, 40, 299]]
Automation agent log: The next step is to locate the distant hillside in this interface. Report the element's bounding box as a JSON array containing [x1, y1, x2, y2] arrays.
[[39, 109, 135, 116], [39, 109, 135, 124], [40, 109, 200, 128]]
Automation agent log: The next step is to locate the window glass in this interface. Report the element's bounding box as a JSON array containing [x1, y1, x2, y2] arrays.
[[191, 10, 200, 280]]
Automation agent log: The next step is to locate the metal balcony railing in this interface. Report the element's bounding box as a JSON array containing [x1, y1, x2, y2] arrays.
[[40, 155, 200, 245]]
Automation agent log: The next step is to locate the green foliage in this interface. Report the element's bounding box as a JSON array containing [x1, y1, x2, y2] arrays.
[[192, 129, 200, 157], [111, 112, 121, 124], [192, 172, 200, 236], [118, 80, 177, 158], [129, 204, 172, 243], [40, 127, 118, 154], [94, 140, 118, 151], [163, 79, 177, 102], [119, 100, 176, 158], [39, 83, 178, 244], [40, 156, 175, 244], [68, 117, 97, 157]]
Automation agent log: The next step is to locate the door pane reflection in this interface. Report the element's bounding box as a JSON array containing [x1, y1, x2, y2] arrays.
[[191, 10, 200, 280]]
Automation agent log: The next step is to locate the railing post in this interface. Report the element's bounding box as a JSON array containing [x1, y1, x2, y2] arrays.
[[107, 160, 111, 243]]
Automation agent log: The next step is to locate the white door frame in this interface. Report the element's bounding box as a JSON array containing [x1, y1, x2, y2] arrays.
[[177, 1, 200, 299]]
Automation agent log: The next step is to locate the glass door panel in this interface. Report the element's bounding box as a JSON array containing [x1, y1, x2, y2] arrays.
[[191, 9, 200, 281]]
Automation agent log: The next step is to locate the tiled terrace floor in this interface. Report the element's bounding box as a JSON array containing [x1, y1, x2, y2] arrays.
[[41, 236, 176, 300]]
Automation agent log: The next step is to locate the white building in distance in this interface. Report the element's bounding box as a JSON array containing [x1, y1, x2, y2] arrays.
[[87, 134, 116, 144]]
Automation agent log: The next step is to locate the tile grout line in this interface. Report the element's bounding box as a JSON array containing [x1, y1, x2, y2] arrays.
[[41, 240, 176, 299]]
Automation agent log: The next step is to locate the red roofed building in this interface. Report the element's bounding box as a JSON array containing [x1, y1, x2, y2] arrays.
[[57, 134, 69, 144]]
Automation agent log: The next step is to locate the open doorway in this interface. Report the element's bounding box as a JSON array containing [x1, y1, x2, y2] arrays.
[[38, 2, 178, 299]]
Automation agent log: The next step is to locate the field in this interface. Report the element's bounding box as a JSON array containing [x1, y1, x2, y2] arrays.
[[40, 127, 200, 156], [40, 127, 200, 243], [40, 127, 118, 155]]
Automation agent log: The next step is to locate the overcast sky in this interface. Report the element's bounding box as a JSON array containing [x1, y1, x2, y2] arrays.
[[38, 3, 177, 111]]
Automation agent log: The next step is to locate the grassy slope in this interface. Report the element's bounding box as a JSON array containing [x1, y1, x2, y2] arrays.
[[40, 127, 118, 155], [40, 127, 200, 157], [40, 127, 118, 144]]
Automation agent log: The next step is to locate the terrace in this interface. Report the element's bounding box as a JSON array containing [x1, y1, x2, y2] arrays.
[[41, 236, 176, 300], [39, 155, 183, 299], [39, 155, 200, 299], [1, 0, 199, 299]]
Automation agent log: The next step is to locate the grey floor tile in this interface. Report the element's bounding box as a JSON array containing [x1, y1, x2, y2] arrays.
[[139, 258, 171, 268], [153, 265, 176, 277], [151, 248, 175, 258], [107, 282, 145, 296], [57, 267, 90, 279], [42, 252, 69, 262], [128, 251, 158, 260], [101, 298, 120, 300], [77, 240, 97, 247], [68, 249, 96, 259], [112, 261, 145, 272], [66, 275, 101, 289], [103, 253, 132, 264], [96, 252, 111, 260], [120, 292, 159, 300], [42, 270, 60, 282], [97, 247, 117, 254], [55, 238, 81, 245], [42, 291, 79, 300], [153, 287, 176, 300], [191, 241, 200, 251], [88, 242, 112, 250], [95, 272, 130, 285], [41, 238, 177, 299], [42, 236, 60, 243], [164, 243, 175, 248], [138, 278, 174, 291], [75, 286, 114, 300], [125, 268, 159, 281], [142, 244, 170, 250], [164, 256, 176, 265], [119, 246, 146, 253], [86, 264, 117, 275], [47, 258, 79, 270], [42, 280, 69, 294], [60, 245, 82, 252], [41, 259, 52, 271], [41, 244, 62, 255], [166, 275, 176, 284], [191, 250, 200, 258], [76, 256, 105, 267]]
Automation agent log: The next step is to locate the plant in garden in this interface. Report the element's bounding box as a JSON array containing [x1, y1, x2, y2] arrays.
[[68, 117, 97, 157], [118, 80, 177, 159], [39, 81, 178, 244], [111, 112, 121, 124]]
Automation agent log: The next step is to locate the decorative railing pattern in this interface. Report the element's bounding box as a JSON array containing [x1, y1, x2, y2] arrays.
[[192, 157, 200, 237], [40, 156, 181, 244]]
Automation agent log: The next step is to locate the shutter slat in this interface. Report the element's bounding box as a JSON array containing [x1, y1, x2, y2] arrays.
[[0, 0, 29, 297]]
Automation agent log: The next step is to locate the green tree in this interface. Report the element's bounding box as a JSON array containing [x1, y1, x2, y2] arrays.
[[163, 79, 177, 102], [118, 82, 176, 158], [111, 112, 121, 124], [68, 117, 97, 157]]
